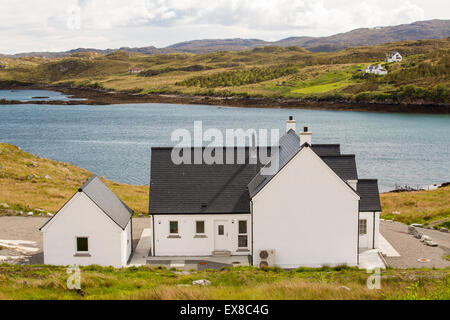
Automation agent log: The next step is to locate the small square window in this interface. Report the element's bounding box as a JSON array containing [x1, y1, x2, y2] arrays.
[[196, 221, 205, 234], [238, 221, 247, 234], [76, 237, 88, 252], [238, 235, 248, 248], [359, 219, 367, 235], [170, 221, 178, 234]]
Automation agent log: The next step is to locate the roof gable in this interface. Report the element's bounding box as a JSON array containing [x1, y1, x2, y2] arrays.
[[248, 130, 357, 198], [40, 175, 133, 231], [80, 176, 133, 229]]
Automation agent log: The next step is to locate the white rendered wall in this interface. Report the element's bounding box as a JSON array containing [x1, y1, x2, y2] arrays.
[[42, 192, 125, 268], [359, 212, 380, 249], [121, 220, 132, 265], [153, 214, 251, 256], [252, 147, 360, 268]]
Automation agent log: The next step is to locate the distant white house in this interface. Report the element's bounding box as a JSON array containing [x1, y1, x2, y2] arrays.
[[386, 51, 402, 63], [149, 117, 381, 268], [128, 67, 142, 74], [40, 176, 133, 268], [365, 64, 388, 75]]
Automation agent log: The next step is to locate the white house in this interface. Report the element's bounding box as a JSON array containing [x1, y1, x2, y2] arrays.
[[365, 64, 388, 75], [128, 68, 142, 74], [149, 118, 381, 268], [40, 176, 133, 268], [386, 51, 402, 63]]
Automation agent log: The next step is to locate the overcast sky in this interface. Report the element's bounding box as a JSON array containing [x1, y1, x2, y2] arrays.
[[0, 0, 448, 54]]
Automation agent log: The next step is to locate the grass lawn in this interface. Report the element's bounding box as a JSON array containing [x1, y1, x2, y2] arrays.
[[291, 65, 363, 95], [0, 264, 448, 300], [0, 143, 148, 215]]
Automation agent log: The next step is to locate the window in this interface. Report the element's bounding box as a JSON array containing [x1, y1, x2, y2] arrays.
[[169, 221, 178, 234], [238, 235, 248, 248], [218, 225, 224, 235], [238, 221, 247, 234], [196, 221, 205, 234], [238, 220, 248, 248], [76, 237, 88, 252], [359, 219, 367, 235]]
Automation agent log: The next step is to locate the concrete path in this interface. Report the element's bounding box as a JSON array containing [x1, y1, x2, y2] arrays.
[[358, 249, 386, 270], [378, 234, 400, 257], [128, 228, 152, 266]]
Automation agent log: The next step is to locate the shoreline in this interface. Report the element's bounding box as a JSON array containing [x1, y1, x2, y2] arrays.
[[1, 83, 449, 114]]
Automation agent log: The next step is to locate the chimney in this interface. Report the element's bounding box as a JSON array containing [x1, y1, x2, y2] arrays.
[[300, 126, 312, 146], [286, 116, 296, 133]]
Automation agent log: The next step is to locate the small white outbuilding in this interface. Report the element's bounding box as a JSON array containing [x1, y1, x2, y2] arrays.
[[40, 176, 133, 268]]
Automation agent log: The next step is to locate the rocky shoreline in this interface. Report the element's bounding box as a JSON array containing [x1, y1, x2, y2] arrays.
[[1, 83, 449, 114]]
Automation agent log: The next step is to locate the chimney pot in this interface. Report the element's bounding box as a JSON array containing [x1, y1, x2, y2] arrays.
[[300, 126, 312, 146], [285, 116, 296, 133]]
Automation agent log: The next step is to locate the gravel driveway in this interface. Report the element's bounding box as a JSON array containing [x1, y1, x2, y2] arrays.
[[380, 220, 450, 269]]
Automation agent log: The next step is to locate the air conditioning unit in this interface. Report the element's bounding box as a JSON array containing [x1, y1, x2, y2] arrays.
[[258, 249, 275, 268]]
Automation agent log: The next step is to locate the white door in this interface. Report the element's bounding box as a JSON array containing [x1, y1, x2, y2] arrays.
[[214, 220, 229, 251], [359, 218, 369, 248]]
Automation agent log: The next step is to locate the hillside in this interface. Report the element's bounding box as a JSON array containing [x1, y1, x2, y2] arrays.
[[381, 186, 450, 227], [1, 19, 449, 57], [0, 143, 148, 215], [1, 38, 448, 106]]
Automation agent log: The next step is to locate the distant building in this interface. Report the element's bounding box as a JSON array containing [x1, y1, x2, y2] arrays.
[[386, 51, 402, 63], [128, 68, 142, 74], [365, 64, 388, 75]]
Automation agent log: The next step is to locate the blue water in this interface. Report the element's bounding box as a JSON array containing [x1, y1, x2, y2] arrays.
[[0, 91, 449, 191], [0, 90, 86, 102]]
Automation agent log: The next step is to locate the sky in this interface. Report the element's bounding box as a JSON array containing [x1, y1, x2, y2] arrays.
[[0, 0, 448, 54]]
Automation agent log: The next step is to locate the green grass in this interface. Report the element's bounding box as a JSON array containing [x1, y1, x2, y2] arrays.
[[291, 65, 362, 94], [380, 186, 450, 225], [0, 264, 448, 300]]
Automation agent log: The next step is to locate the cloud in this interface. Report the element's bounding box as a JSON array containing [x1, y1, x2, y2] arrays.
[[0, 0, 443, 54]]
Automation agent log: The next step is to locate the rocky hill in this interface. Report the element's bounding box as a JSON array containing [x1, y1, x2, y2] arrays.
[[2, 19, 449, 58]]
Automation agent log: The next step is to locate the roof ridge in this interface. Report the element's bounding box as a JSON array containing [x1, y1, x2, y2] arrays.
[[78, 174, 98, 191]]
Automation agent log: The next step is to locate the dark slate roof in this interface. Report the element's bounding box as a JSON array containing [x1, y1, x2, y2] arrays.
[[248, 129, 300, 197], [357, 179, 382, 212], [311, 144, 341, 156], [40, 175, 133, 230], [248, 130, 356, 197], [149, 147, 267, 214], [321, 155, 358, 181]]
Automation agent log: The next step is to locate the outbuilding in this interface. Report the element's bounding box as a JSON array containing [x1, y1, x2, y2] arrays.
[[40, 176, 133, 267]]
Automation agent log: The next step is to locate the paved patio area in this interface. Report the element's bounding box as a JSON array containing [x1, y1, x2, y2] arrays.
[[146, 255, 250, 271]]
